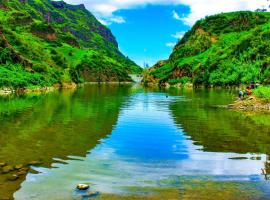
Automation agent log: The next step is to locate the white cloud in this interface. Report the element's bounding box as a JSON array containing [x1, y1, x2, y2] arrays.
[[180, 0, 267, 25], [172, 31, 185, 39], [172, 10, 181, 20], [166, 42, 176, 48], [99, 16, 126, 25], [110, 16, 126, 23], [63, 0, 267, 26]]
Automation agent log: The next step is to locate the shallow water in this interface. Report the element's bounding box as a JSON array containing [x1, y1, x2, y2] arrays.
[[0, 85, 270, 199]]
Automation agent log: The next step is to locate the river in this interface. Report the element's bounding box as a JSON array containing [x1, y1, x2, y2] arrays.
[[0, 85, 270, 200]]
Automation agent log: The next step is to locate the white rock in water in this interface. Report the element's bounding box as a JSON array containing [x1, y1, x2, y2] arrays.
[[77, 184, 89, 190]]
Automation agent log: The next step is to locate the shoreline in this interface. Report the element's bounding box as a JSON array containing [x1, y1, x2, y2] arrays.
[[84, 81, 133, 85], [227, 96, 270, 112], [143, 82, 252, 89], [0, 81, 134, 96]]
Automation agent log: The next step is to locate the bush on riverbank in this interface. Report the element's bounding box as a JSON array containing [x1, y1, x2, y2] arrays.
[[253, 86, 270, 101], [0, 64, 57, 89]]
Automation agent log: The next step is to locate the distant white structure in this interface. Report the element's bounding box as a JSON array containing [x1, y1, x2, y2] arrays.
[[129, 74, 142, 83]]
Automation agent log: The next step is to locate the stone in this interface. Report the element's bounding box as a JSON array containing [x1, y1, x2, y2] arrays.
[[28, 161, 42, 166], [77, 184, 89, 190], [87, 191, 99, 196], [21, 167, 30, 172], [2, 165, 14, 174], [0, 163, 7, 167], [16, 170, 27, 176], [29, 168, 40, 174], [6, 174, 19, 181], [14, 164, 24, 170]]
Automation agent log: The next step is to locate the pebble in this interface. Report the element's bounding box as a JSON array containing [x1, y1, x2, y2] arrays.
[[6, 174, 19, 181], [77, 184, 89, 190]]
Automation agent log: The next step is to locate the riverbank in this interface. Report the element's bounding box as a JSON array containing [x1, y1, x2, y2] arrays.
[[227, 86, 270, 111], [0, 84, 67, 96], [142, 81, 253, 89], [0, 81, 135, 96], [228, 96, 270, 111], [148, 83, 270, 112]]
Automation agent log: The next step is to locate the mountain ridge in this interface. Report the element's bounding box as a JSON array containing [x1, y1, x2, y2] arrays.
[[143, 11, 270, 87], [0, 0, 141, 90]]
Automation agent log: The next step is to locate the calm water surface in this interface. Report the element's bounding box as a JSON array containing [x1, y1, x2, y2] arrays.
[[0, 85, 270, 199]]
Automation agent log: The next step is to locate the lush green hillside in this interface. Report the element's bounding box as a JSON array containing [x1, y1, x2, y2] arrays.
[[143, 11, 270, 87], [0, 0, 141, 90]]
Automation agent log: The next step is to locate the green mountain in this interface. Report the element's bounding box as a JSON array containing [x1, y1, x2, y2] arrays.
[[143, 11, 270, 87], [0, 0, 141, 89]]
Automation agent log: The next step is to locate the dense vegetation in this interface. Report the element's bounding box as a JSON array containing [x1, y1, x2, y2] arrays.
[[143, 11, 270, 87], [0, 0, 141, 90]]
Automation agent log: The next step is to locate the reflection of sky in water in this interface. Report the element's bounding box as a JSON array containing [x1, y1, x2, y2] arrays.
[[15, 93, 268, 200]]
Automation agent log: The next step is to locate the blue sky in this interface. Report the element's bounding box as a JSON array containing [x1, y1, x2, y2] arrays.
[[110, 5, 190, 66], [63, 0, 266, 66]]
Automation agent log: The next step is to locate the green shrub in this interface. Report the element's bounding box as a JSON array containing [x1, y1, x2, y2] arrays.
[[0, 48, 12, 64], [0, 64, 47, 89], [32, 64, 47, 73], [50, 49, 57, 55], [30, 22, 55, 34], [253, 86, 270, 101], [169, 77, 190, 85]]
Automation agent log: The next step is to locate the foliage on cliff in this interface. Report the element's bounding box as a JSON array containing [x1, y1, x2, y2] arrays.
[[143, 11, 270, 87], [0, 0, 141, 89]]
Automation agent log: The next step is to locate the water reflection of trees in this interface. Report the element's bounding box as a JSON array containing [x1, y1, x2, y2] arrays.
[[169, 89, 270, 180], [0, 85, 131, 199]]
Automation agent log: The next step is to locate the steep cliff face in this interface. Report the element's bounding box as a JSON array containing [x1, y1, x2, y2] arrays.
[[143, 11, 270, 87], [0, 0, 141, 89]]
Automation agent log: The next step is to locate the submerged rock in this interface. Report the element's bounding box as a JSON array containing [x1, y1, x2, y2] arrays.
[[6, 174, 19, 181], [82, 191, 100, 198], [2, 165, 14, 174], [28, 168, 40, 174], [77, 184, 89, 190]]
